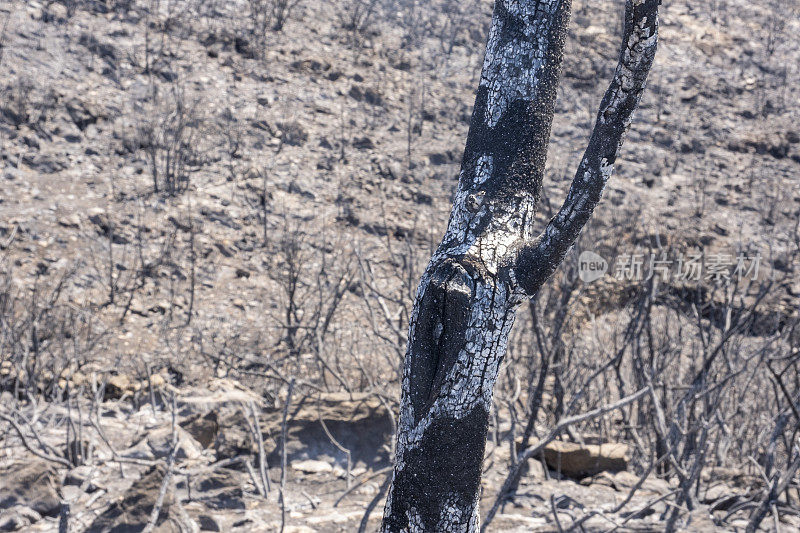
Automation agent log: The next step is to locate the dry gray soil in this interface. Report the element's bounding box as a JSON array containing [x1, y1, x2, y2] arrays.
[[1, 0, 799, 531]]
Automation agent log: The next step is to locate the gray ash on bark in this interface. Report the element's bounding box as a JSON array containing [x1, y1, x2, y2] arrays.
[[382, 1, 661, 530]]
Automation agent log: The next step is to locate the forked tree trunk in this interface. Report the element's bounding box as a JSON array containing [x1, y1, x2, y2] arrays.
[[381, 1, 660, 531]]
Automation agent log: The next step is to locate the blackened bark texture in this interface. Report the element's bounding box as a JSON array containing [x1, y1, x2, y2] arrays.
[[382, 1, 660, 531]]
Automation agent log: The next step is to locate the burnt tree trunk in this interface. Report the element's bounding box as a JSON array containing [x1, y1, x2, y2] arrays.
[[381, 1, 660, 531]]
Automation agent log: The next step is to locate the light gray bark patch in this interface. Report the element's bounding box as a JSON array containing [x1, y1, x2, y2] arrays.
[[441, 1, 572, 261]]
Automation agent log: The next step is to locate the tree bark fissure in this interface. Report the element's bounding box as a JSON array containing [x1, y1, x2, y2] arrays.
[[382, 1, 660, 531]]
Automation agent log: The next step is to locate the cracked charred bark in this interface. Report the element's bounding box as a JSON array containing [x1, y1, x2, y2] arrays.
[[381, 1, 660, 531]]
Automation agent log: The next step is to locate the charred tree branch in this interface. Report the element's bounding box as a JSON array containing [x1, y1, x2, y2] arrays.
[[514, 0, 660, 296]]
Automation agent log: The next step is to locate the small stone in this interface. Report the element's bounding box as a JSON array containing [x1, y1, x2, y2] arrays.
[[543, 441, 629, 478], [428, 152, 451, 165], [284, 527, 315, 533], [352, 136, 374, 150], [147, 427, 204, 460], [61, 485, 83, 502], [291, 459, 332, 474], [58, 214, 81, 228], [104, 374, 131, 399], [306, 511, 354, 525], [180, 412, 219, 449], [357, 482, 378, 495], [197, 515, 221, 532]]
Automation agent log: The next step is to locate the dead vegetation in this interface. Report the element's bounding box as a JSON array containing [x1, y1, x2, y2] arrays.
[[1, 0, 799, 531]]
